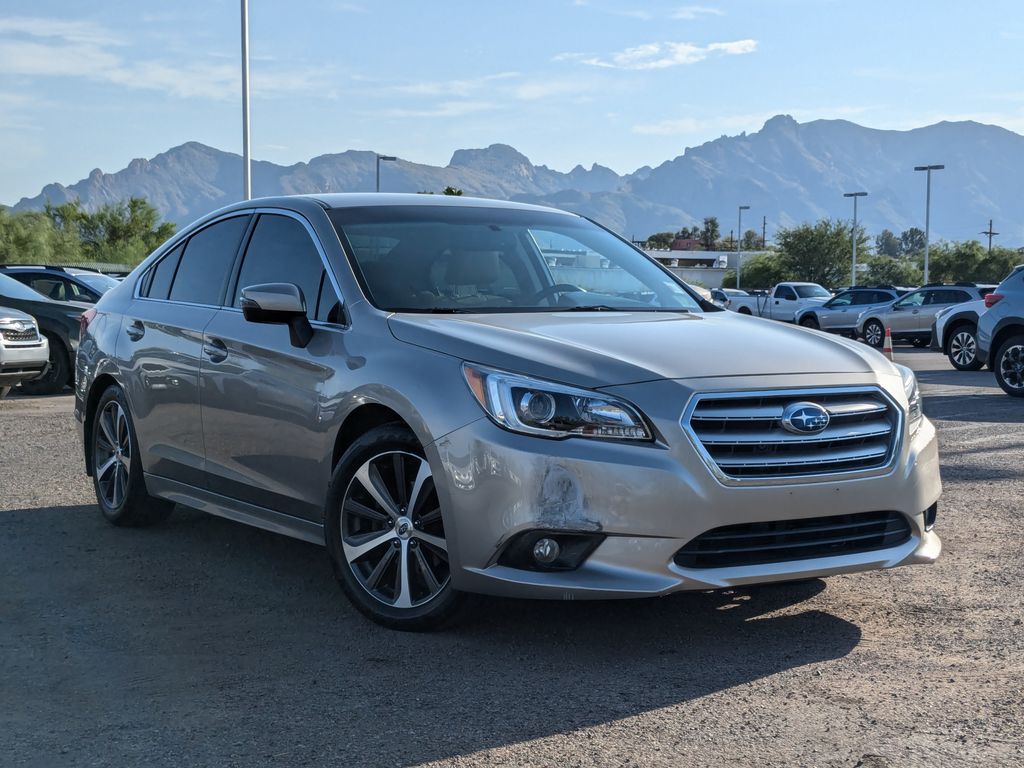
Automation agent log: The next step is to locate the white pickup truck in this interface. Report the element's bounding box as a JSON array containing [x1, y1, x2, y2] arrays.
[[727, 282, 832, 322]]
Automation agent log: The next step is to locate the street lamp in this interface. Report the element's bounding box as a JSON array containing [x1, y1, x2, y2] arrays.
[[240, 0, 251, 200], [736, 205, 750, 290], [914, 164, 944, 283], [376, 154, 397, 192], [843, 192, 867, 286]]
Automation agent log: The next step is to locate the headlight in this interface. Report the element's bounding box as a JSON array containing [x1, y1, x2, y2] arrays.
[[896, 364, 922, 435], [933, 306, 953, 321], [462, 363, 652, 441]]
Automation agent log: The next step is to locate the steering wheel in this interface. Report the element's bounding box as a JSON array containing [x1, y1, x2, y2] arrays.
[[529, 283, 583, 305]]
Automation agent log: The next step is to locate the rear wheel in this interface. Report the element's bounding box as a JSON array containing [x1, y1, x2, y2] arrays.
[[91, 385, 174, 526], [863, 320, 884, 348], [946, 324, 983, 371], [994, 335, 1024, 397], [738, 307, 752, 315], [20, 333, 67, 396], [325, 423, 466, 631]]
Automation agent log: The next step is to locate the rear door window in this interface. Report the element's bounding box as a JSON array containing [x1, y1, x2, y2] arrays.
[[168, 216, 251, 305], [144, 244, 184, 300], [233, 214, 327, 320]]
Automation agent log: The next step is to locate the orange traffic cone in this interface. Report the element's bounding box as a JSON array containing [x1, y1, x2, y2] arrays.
[[882, 327, 894, 362]]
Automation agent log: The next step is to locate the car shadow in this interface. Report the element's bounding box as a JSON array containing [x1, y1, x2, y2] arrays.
[[923, 393, 1024, 423], [1, 504, 862, 767]]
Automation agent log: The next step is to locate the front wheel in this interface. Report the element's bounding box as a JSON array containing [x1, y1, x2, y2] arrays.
[[863, 320, 885, 348], [91, 385, 174, 526], [799, 315, 819, 329], [19, 334, 67, 395], [994, 335, 1024, 397], [325, 423, 466, 631], [946, 325, 983, 371], [738, 307, 752, 315]]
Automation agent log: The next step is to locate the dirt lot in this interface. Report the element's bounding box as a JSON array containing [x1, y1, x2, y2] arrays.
[[1, 349, 1022, 767]]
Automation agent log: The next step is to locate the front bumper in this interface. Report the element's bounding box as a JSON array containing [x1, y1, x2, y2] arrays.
[[929, 320, 941, 350], [0, 340, 50, 386], [430, 380, 941, 599]]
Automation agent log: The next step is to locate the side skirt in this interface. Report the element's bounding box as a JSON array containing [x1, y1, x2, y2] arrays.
[[145, 474, 325, 546]]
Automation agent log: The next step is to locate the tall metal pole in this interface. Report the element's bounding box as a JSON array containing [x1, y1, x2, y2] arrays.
[[761, 215, 767, 250], [914, 165, 943, 283], [375, 154, 397, 192], [240, 0, 251, 200], [980, 219, 999, 254], [736, 205, 749, 290], [844, 192, 867, 287]]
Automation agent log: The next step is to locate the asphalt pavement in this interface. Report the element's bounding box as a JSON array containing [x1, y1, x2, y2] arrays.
[[1, 348, 1022, 767]]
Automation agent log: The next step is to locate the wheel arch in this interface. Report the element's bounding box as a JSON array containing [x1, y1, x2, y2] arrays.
[[942, 316, 976, 351], [989, 322, 1024, 369], [331, 402, 414, 471]]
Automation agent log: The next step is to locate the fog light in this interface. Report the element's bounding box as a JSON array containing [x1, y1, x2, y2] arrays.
[[532, 537, 560, 565], [498, 530, 605, 571]]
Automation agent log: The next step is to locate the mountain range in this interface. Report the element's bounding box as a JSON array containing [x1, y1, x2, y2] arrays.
[[10, 115, 1024, 245]]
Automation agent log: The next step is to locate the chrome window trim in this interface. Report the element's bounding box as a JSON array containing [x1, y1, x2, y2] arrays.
[[680, 385, 905, 488], [133, 207, 345, 314]]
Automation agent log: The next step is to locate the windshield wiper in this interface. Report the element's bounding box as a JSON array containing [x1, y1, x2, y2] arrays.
[[553, 305, 691, 313]]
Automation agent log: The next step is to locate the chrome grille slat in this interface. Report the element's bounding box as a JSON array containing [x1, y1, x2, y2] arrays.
[[684, 387, 901, 481]]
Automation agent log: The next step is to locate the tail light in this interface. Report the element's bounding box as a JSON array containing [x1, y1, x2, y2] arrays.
[[79, 308, 97, 338], [984, 293, 1004, 309]]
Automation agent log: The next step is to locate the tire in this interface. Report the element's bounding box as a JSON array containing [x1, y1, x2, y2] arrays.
[[325, 423, 467, 631], [738, 307, 752, 315], [945, 324, 983, 371], [91, 384, 174, 526], [799, 315, 819, 329], [863, 320, 885, 348], [0, 386, 10, 399], [994, 334, 1024, 397], [19, 333, 67, 395]]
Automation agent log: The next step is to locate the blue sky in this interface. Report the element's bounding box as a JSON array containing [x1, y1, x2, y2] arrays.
[[2, 0, 1023, 203]]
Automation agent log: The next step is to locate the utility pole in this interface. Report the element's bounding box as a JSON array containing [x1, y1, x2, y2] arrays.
[[761, 215, 767, 250], [980, 219, 999, 254], [914, 164, 944, 283], [736, 205, 749, 290], [844, 192, 868, 287], [240, 0, 251, 200]]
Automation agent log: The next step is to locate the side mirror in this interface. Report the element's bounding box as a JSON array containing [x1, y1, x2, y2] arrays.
[[240, 283, 313, 348]]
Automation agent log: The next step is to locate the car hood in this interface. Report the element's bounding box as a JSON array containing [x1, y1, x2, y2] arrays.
[[0, 305, 35, 324], [388, 310, 896, 388]]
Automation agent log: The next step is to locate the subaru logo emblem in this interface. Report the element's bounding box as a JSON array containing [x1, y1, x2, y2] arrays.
[[12, 321, 25, 332], [781, 402, 831, 434]]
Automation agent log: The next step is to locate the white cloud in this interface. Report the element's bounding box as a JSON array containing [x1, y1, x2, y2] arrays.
[[376, 100, 499, 119], [566, 39, 757, 70], [672, 6, 725, 21], [0, 15, 326, 100], [390, 72, 520, 97]]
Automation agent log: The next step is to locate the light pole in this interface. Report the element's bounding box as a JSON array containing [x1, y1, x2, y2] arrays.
[[736, 205, 749, 290], [240, 0, 251, 200], [376, 154, 397, 192], [914, 164, 944, 283], [844, 192, 867, 286]]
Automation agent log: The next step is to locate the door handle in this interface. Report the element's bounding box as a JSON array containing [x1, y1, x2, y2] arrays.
[[203, 338, 228, 363], [125, 320, 145, 341], [774, 300, 780, 304]]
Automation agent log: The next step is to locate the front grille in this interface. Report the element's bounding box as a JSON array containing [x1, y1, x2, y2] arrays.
[[674, 511, 912, 569], [1, 328, 39, 343], [685, 388, 900, 480]]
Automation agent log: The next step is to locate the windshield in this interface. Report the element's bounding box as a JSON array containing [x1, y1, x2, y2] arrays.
[[794, 284, 831, 298], [328, 206, 703, 313], [0, 273, 51, 302], [76, 273, 120, 293]]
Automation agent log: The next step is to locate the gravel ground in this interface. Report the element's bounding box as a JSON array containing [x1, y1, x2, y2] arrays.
[[1, 349, 1022, 767]]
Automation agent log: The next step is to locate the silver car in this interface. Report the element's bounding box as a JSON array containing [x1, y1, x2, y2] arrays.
[[856, 285, 988, 348], [76, 195, 942, 630], [795, 287, 903, 336]]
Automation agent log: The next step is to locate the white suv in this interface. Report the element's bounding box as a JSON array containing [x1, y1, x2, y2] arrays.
[[0, 307, 50, 398]]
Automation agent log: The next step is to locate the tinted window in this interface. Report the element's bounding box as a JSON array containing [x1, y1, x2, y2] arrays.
[[169, 216, 250, 305], [144, 244, 184, 300], [952, 290, 972, 303], [234, 214, 325, 319], [896, 291, 925, 308], [827, 292, 854, 307], [869, 291, 894, 304], [793, 284, 831, 298], [777, 286, 797, 300]]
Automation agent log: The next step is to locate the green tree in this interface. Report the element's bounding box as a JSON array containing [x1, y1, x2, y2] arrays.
[[925, 241, 1020, 284], [775, 218, 867, 287], [45, 197, 175, 264], [875, 229, 901, 258], [699, 216, 720, 250], [862, 255, 922, 286], [442, 186, 463, 196], [645, 231, 675, 249], [676, 225, 699, 240], [900, 227, 926, 256], [721, 252, 788, 290], [741, 229, 760, 250]]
